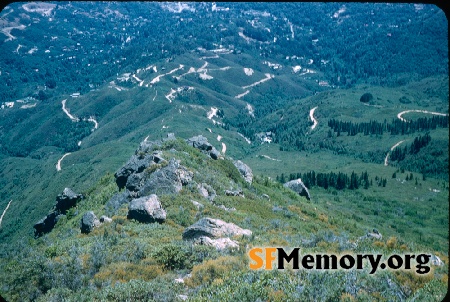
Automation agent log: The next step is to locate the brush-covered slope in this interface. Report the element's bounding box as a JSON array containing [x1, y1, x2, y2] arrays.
[[0, 137, 447, 301], [0, 2, 447, 244]]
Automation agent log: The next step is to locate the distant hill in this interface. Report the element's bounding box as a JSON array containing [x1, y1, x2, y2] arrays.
[[0, 2, 448, 301]]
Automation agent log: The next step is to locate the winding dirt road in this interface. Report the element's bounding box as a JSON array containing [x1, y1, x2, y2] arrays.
[[56, 153, 72, 171], [242, 73, 274, 89], [58, 99, 99, 171], [61, 99, 79, 122], [310, 106, 318, 130], [384, 140, 405, 166], [397, 109, 448, 122]]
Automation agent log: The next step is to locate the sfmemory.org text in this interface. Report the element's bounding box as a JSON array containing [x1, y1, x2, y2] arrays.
[[248, 247, 431, 274]]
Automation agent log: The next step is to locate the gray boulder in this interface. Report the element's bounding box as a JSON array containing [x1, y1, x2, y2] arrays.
[[209, 147, 220, 160], [225, 189, 244, 197], [217, 204, 236, 212], [283, 178, 311, 200], [34, 188, 83, 237], [138, 158, 193, 196], [186, 135, 220, 160], [192, 236, 240, 251], [135, 140, 161, 155], [80, 211, 100, 234], [358, 229, 383, 241], [115, 154, 155, 189], [100, 215, 112, 223], [182, 217, 252, 240], [151, 151, 165, 164], [233, 160, 253, 184], [105, 190, 130, 215], [126, 172, 144, 192], [33, 212, 63, 238], [127, 194, 166, 223], [54, 187, 84, 214], [197, 183, 216, 201], [186, 135, 213, 151]]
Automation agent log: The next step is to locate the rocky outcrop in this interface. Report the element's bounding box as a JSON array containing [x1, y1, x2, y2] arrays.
[[54, 188, 84, 214], [107, 134, 194, 215], [135, 139, 162, 155], [80, 211, 100, 234], [114, 152, 164, 189], [127, 194, 166, 223], [225, 189, 244, 197], [233, 160, 253, 184], [209, 148, 220, 160], [216, 204, 236, 212], [33, 212, 62, 238], [186, 135, 220, 160], [358, 229, 383, 241], [283, 178, 311, 200], [183, 217, 252, 240], [100, 215, 112, 223], [137, 158, 193, 196], [192, 236, 239, 251], [105, 191, 130, 215], [34, 188, 84, 237], [366, 229, 382, 240], [183, 217, 251, 251], [197, 183, 216, 201], [191, 200, 204, 210]]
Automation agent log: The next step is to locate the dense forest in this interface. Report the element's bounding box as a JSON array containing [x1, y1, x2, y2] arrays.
[[277, 170, 388, 190]]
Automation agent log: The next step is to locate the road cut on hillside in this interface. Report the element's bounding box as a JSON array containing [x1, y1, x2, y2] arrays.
[[384, 140, 405, 166], [397, 109, 448, 122], [56, 153, 72, 171], [310, 106, 318, 130]]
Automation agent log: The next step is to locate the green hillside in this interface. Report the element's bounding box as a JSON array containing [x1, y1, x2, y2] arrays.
[[0, 137, 447, 301], [0, 2, 448, 301]]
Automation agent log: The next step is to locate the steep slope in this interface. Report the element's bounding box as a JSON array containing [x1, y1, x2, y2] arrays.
[[0, 2, 448, 244], [0, 136, 447, 301]]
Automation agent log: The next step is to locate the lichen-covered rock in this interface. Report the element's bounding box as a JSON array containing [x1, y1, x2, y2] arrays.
[[209, 147, 220, 160], [80, 211, 100, 234], [114, 154, 155, 189], [197, 183, 216, 201], [225, 189, 244, 197], [125, 172, 144, 192], [105, 191, 130, 215], [34, 188, 83, 237], [193, 236, 240, 251], [54, 187, 84, 214], [138, 158, 193, 196], [186, 135, 220, 160], [182, 217, 252, 240], [283, 178, 311, 200], [127, 194, 166, 223], [135, 140, 161, 155], [233, 160, 253, 184], [186, 135, 213, 151], [33, 212, 62, 238], [100, 215, 112, 223]]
